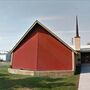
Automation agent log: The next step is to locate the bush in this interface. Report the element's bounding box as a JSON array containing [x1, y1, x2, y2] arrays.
[[0, 59, 3, 62]]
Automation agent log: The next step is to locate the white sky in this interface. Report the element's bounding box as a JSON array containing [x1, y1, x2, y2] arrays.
[[0, 0, 90, 51]]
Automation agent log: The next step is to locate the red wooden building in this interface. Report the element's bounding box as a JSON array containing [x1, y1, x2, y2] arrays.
[[9, 20, 77, 77]]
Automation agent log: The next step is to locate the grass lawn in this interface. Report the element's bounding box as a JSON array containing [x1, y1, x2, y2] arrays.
[[0, 62, 79, 90]]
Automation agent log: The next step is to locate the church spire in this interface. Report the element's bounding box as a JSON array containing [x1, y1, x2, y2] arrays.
[[76, 16, 79, 37], [74, 16, 80, 51]]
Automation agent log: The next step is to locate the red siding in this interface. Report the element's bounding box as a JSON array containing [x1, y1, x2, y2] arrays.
[[12, 24, 73, 71], [12, 30, 38, 70], [37, 27, 72, 70]]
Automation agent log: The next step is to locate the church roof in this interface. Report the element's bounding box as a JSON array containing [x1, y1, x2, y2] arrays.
[[10, 20, 77, 53]]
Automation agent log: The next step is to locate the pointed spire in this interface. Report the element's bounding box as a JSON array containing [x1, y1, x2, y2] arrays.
[[76, 16, 80, 37]]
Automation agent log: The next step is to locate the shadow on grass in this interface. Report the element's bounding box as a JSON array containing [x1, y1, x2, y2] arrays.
[[0, 73, 75, 90]]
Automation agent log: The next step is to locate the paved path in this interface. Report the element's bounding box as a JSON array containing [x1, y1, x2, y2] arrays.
[[78, 64, 90, 90]]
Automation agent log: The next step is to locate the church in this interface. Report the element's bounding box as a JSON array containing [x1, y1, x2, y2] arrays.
[[72, 16, 90, 64], [8, 16, 89, 77]]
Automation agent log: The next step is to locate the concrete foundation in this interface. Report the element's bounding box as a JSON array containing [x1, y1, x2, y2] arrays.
[[8, 68, 74, 78]]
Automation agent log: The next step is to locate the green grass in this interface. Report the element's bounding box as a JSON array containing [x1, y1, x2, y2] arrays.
[[0, 62, 79, 90]]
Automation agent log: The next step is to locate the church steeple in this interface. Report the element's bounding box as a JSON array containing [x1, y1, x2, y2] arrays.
[[74, 16, 80, 51], [76, 16, 80, 37]]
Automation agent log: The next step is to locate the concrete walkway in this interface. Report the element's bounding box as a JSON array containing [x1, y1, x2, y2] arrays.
[[78, 64, 90, 90]]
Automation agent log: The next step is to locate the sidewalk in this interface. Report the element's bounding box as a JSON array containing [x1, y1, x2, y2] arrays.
[[78, 64, 90, 90]]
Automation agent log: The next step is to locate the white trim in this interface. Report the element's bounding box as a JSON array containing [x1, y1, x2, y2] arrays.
[[72, 51, 75, 71], [10, 53, 13, 66]]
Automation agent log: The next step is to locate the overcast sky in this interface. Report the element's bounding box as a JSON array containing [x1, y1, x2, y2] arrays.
[[0, 0, 90, 51]]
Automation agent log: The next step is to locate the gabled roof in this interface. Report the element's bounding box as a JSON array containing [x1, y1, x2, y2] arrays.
[[10, 20, 77, 53]]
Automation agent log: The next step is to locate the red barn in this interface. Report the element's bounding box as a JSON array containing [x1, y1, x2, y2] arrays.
[[9, 20, 77, 77]]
